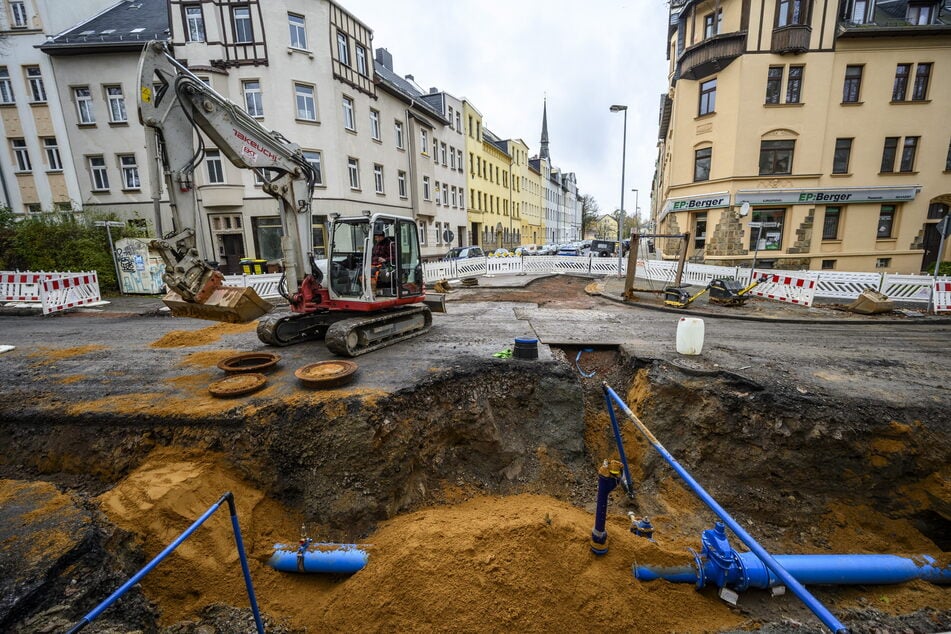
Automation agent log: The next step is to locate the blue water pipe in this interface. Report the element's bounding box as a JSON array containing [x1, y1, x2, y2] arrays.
[[66, 492, 263, 634], [601, 384, 633, 497], [590, 459, 623, 555], [635, 522, 951, 589], [576, 348, 596, 377], [601, 382, 849, 634], [268, 539, 368, 574]]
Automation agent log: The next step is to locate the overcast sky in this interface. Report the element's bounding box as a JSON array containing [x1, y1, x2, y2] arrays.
[[343, 0, 671, 224]]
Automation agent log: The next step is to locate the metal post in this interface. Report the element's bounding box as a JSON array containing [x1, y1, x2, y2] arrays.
[[610, 105, 628, 278], [930, 216, 949, 314], [95, 220, 125, 295]]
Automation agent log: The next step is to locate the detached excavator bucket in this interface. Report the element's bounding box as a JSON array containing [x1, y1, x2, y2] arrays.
[[161, 285, 273, 323]]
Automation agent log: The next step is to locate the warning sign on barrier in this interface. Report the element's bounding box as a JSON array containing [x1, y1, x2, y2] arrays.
[[40, 272, 102, 314], [748, 273, 817, 307], [934, 281, 951, 313]]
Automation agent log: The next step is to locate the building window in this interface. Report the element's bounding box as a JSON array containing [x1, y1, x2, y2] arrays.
[[394, 120, 404, 149], [11, 139, 31, 172], [912, 63, 931, 101], [877, 205, 895, 238], [907, 2, 934, 24], [457, 149, 463, 171], [422, 176, 431, 200], [832, 138, 852, 174], [119, 154, 140, 190], [749, 210, 785, 250], [397, 170, 407, 197], [341, 96, 355, 130], [927, 202, 949, 219], [242, 80, 263, 117], [842, 65, 863, 103], [10, 0, 27, 27], [450, 146, 456, 170], [303, 150, 322, 185], [821, 259, 836, 270], [355, 45, 368, 76], [43, 137, 62, 171], [694, 213, 708, 249], [892, 63, 911, 101], [105, 86, 127, 123], [822, 207, 840, 240], [776, 0, 805, 27], [766, 66, 783, 104], [786, 66, 803, 103], [847, 0, 870, 23], [759, 140, 794, 175], [205, 149, 224, 183], [288, 13, 306, 49], [0, 67, 13, 104], [336, 31, 350, 65], [185, 5, 205, 42], [420, 129, 429, 154], [89, 156, 109, 190], [252, 216, 282, 261], [703, 9, 722, 37], [698, 78, 716, 116], [455, 111, 462, 132], [946, 138, 951, 171], [74, 87, 95, 124], [25, 66, 46, 103], [369, 109, 380, 140], [693, 147, 712, 181], [373, 164, 384, 194], [881, 137, 899, 172], [233, 6, 253, 43], [295, 83, 316, 121], [442, 183, 448, 205], [899, 136, 919, 172], [875, 257, 892, 268], [434, 181, 441, 204], [347, 157, 359, 189]]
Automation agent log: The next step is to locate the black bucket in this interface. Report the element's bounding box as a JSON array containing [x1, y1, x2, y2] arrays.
[[513, 336, 539, 360]]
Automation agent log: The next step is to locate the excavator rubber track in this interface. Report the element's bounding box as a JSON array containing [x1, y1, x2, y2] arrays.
[[324, 305, 432, 357]]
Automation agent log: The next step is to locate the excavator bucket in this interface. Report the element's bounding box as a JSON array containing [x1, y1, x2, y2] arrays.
[[161, 285, 273, 323]]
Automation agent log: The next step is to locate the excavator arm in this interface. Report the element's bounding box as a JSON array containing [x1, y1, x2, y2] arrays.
[[137, 40, 318, 322]]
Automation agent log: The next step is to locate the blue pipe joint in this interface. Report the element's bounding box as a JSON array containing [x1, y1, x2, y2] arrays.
[[591, 459, 623, 555], [629, 515, 655, 541], [696, 522, 747, 590]]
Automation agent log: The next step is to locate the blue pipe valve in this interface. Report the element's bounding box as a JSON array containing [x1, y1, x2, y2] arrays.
[[629, 514, 655, 541], [694, 521, 745, 590], [590, 459, 623, 555]]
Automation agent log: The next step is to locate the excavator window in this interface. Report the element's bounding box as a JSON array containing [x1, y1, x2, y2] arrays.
[[329, 220, 370, 297]]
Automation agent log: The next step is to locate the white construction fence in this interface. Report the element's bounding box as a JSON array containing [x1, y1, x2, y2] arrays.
[[1, 271, 105, 314]]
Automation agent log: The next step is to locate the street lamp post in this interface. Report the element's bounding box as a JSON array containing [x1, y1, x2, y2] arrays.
[[94, 220, 126, 295], [610, 104, 628, 277]]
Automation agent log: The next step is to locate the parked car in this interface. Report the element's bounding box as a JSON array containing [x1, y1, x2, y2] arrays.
[[556, 246, 582, 256], [515, 245, 540, 256], [489, 248, 514, 257], [443, 246, 486, 260], [589, 239, 618, 257], [538, 244, 558, 255]]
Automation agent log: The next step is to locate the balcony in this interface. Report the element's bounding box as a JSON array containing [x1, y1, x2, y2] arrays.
[[771, 24, 812, 54], [198, 184, 244, 208], [677, 32, 747, 81]]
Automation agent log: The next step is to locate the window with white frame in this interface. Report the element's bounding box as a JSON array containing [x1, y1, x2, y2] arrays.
[[0, 67, 13, 104], [89, 156, 109, 190], [395, 120, 404, 149], [442, 183, 448, 206], [447, 106, 454, 130], [25, 66, 45, 103], [451, 186, 457, 207], [205, 149, 224, 183], [355, 45, 368, 75], [456, 149, 463, 171], [74, 87, 95, 123], [397, 170, 407, 197], [449, 146, 456, 170], [242, 80, 263, 117], [10, 1, 27, 28], [418, 220, 427, 246], [295, 83, 316, 121], [440, 142, 447, 165], [420, 129, 429, 154], [347, 157, 360, 189], [336, 31, 350, 65], [288, 13, 307, 49], [119, 154, 140, 189], [422, 176, 431, 199], [43, 137, 62, 171], [303, 150, 323, 185], [369, 109, 380, 140], [342, 96, 355, 130], [185, 5, 205, 42], [373, 164, 384, 193], [455, 111, 461, 133], [434, 181, 441, 204], [11, 139, 31, 172], [105, 85, 127, 122], [233, 6, 253, 43]]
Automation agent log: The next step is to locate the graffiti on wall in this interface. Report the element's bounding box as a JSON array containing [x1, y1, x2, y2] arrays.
[[115, 239, 166, 294]]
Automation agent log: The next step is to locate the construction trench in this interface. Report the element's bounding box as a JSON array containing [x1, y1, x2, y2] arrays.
[[0, 277, 949, 633]]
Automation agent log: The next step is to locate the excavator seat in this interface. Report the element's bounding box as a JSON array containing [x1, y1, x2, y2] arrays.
[[161, 285, 273, 323]]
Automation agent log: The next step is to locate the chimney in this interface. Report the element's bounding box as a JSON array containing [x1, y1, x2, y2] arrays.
[[405, 74, 414, 82], [429, 87, 438, 94], [375, 47, 393, 70]]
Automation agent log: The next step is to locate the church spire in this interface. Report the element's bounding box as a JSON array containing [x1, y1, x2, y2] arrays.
[[539, 97, 550, 160]]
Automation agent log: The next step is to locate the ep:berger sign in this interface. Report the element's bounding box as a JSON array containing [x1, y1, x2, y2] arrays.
[[798, 192, 853, 203], [672, 196, 728, 210]]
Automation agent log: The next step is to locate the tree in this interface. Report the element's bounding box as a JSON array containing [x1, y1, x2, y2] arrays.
[[580, 194, 600, 238]]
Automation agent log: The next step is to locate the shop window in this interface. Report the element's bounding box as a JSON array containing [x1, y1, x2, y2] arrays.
[[694, 213, 708, 249], [252, 216, 283, 261], [749, 209, 785, 250], [822, 207, 841, 240], [877, 205, 895, 238]]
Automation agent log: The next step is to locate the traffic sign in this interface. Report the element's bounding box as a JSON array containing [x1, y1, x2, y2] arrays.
[[936, 216, 951, 239]]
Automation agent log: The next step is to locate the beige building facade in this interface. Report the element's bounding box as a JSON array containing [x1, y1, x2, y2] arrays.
[[654, 0, 951, 274]]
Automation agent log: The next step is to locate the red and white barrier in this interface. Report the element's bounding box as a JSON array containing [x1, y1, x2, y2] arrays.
[[749, 273, 817, 307], [1, 272, 45, 302], [40, 272, 102, 314], [934, 281, 951, 313]]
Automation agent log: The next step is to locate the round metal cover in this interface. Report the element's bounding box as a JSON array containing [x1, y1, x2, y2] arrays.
[[294, 360, 358, 389], [208, 372, 268, 398], [217, 352, 281, 374]]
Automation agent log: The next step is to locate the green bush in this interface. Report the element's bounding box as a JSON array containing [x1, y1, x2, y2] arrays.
[[927, 261, 951, 276], [0, 209, 148, 292]]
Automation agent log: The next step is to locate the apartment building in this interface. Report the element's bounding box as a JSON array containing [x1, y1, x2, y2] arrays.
[[653, 0, 951, 274]]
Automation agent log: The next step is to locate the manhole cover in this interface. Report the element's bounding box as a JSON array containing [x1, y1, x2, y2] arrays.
[[208, 372, 268, 398], [295, 360, 358, 389], [217, 352, 281, 374]]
